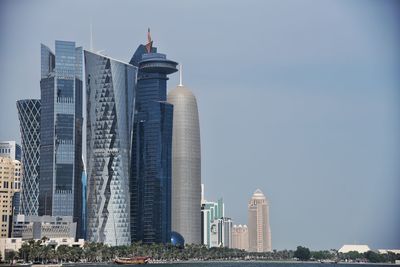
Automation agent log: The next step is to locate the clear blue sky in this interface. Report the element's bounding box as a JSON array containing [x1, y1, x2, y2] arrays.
[[0, 0, 399, 250]]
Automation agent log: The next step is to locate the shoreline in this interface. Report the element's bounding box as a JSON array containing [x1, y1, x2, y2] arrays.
[[59, 259, 397, 266]]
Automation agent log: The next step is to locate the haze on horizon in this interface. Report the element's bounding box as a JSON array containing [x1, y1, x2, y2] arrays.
[[0, 0, 399, 250]]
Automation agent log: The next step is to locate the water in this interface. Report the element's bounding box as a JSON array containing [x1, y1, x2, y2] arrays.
[[66, 262, 393, 267]]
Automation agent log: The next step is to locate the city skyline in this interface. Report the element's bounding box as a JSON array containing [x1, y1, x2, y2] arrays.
[[0, 0, 399, 250]]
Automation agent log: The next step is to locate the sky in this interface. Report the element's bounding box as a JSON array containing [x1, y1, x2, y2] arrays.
[[0, 0, 399, 250]]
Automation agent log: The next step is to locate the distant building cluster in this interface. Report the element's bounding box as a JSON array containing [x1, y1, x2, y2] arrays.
[[0, 30, 273, 259], [200, 186, 272, 252]]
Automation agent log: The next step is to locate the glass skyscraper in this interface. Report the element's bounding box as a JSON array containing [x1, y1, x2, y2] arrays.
[[39, 41, 84, 238], [85, 50, 136, 246], [129, 43, 178, 243], [16, 99, 41, 216]]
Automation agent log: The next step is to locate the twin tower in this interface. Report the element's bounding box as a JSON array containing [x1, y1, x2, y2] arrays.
[[84, 37, 201, 245]]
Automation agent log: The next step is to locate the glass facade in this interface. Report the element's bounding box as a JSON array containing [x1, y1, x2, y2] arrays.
[[39, 41, 83, 238], [16, 99, 41, 216], [85, 50, 136, 246], [129, 45, 177, 244]]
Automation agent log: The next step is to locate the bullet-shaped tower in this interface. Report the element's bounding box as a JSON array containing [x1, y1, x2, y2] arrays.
[[168, 66, 201, 244]]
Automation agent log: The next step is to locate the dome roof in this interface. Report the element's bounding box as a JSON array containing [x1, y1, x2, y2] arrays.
[[252, 189, 266, 199], [170, 231, 185, 247], [168, 64, 197, 99], [168, 85, 195, 98]]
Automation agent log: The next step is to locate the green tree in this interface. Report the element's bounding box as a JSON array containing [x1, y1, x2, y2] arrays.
[[340, 251, 362, 261], [294, 246, 311, 261], [311, 250, 333, 260], [365, 251, 385, 263], [5, 250, 18, 263]]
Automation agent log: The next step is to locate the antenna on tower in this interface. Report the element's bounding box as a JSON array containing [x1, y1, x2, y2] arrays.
[[145, 28, 153, 53], [179, 64, 183, 86], [90, 23, 93, 51]]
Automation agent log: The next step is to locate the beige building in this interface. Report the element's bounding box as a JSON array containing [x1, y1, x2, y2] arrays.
[[168, 67, 201, 245], [0, 157, 21, 238], [248, 189, 271, 252], [232, 224, 249, 251]]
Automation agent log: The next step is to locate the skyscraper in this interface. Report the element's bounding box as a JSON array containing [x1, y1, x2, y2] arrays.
[[248, 189, 272, 252], [39, 41, 83, 238], [167, 66, 201, 245], [201, 198, 224, 248], [16, 99, 41, 216], [130, 31, 178, 244], [85, 50, 136, 246], [0, 157, 21, 237]]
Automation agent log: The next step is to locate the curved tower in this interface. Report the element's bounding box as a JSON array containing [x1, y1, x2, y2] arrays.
[[85, 50, 136, 246], [167, 67, 201, 244], [17, 99, 41, 216], [248, 189, 272, 252]]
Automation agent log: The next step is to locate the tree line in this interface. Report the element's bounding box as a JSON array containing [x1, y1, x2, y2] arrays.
[[2, 239, 399, 264]]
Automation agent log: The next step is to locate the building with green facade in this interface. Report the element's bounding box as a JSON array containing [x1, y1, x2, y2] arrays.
[[201, 198, 224, 247]]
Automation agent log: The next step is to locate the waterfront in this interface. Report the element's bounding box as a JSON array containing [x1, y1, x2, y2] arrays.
[[64, 261, 394, 267]]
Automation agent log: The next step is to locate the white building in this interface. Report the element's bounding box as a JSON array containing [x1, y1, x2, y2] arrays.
[[338, 244, 371, 253], [0, 237, 22, 260], [378, 249, 400, 254], [12, 215, 77, 240], [201, 198, 224, 248], [0, 237, 84, 260], [209, 217, 232, 248]]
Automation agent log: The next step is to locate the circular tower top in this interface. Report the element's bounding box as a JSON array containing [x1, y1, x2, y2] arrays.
[[139, 53, 178, 74]]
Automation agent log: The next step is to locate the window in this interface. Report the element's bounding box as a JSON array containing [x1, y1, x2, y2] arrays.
[[2, 215, 7, 222]]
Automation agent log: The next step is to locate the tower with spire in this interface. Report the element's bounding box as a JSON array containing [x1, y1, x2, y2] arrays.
[[129, 29, 178, 244], [168, 65, 202, 244], [248, 189, 272, 252]]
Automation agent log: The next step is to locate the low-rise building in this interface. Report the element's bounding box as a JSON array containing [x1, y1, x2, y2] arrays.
[[338, 244, 371, 253], [12, 215, 76, 240], [0, 237, 22, 260], [0, 237, 84, 260], [232, 224, 249, 251], [378, 249, 400, 254]]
